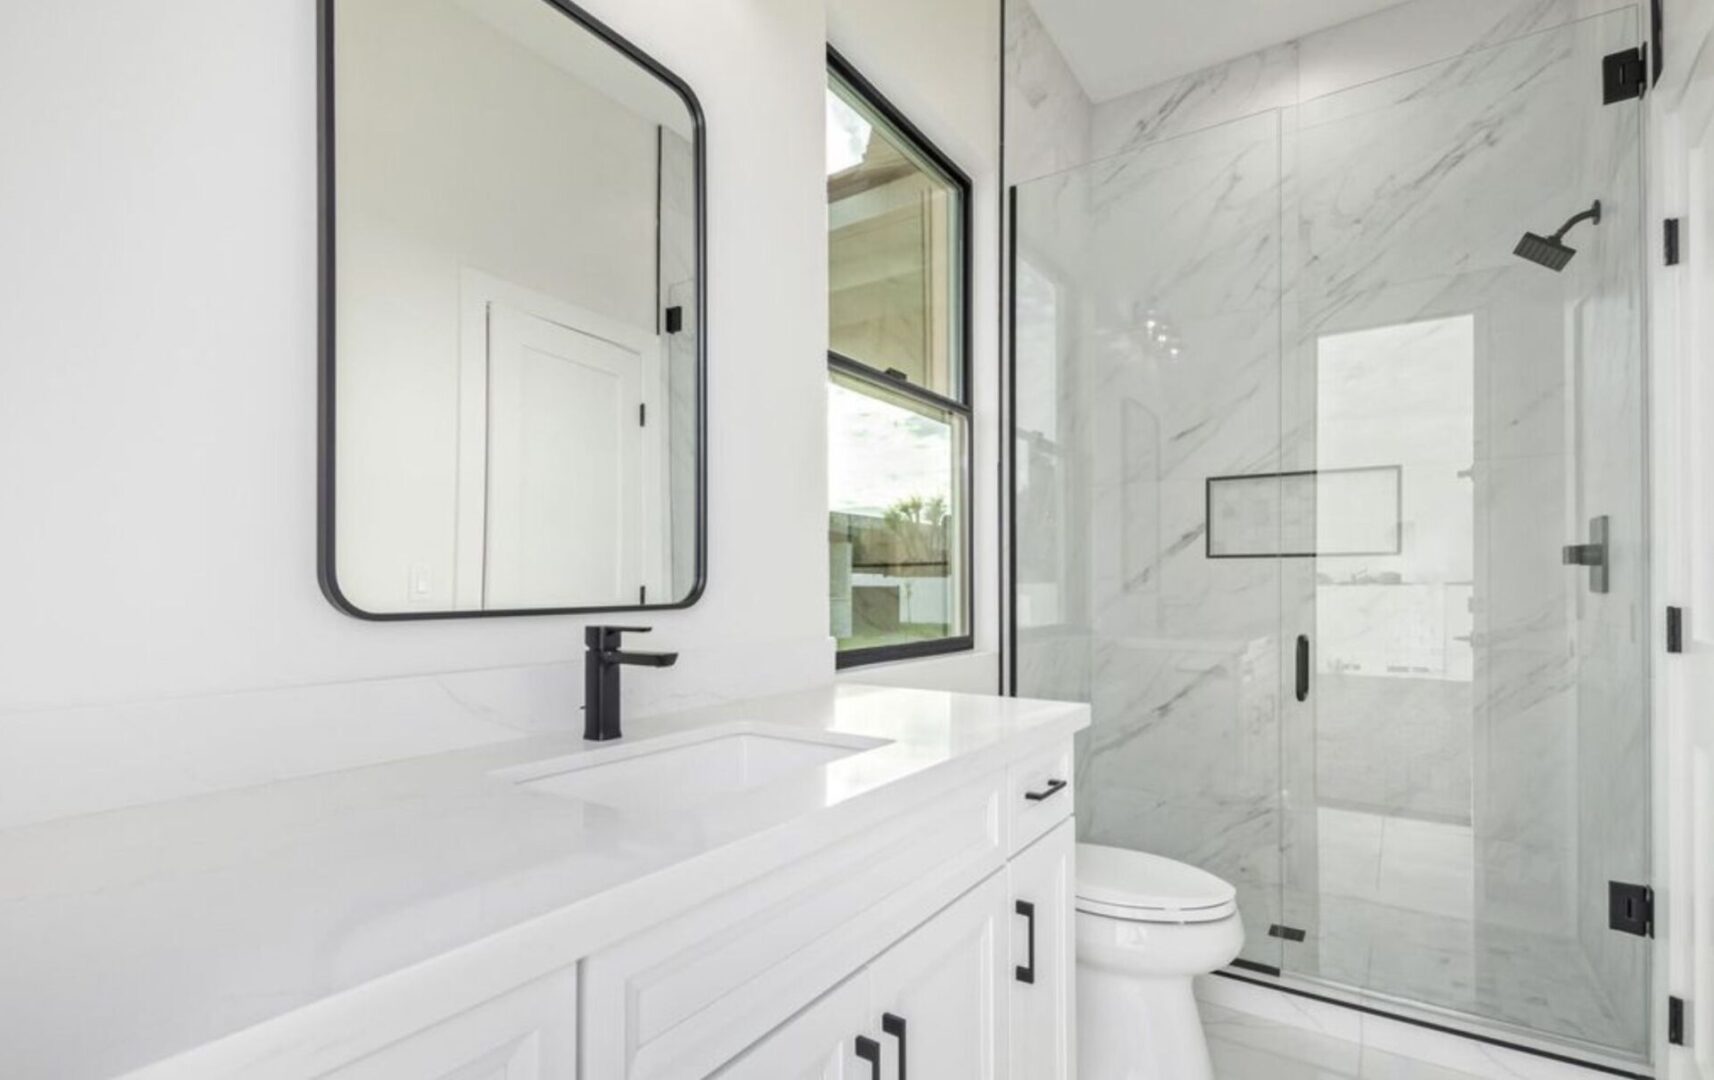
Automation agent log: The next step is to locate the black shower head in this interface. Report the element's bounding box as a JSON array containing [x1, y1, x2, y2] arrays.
[[1514, 200, 1602, 272]]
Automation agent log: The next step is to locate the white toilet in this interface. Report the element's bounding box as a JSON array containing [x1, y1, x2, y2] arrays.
[[1075, 843, 1244, 1080]]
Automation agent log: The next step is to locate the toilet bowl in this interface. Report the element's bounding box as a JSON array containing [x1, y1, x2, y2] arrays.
[[1075, 843, 1244, 1080]]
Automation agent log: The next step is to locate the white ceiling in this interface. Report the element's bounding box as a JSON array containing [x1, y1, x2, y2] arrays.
[[1029, 0, 1409, 102]]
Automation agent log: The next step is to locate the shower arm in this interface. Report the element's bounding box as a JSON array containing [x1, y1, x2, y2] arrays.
[[1551, 200, 1602, 241]]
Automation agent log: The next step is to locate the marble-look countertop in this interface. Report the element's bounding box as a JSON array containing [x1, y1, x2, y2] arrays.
[[0, 684, 1088, 1079]]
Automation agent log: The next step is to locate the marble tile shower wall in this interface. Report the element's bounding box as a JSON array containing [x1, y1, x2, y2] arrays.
[[1009, 0, 1651, 1044]]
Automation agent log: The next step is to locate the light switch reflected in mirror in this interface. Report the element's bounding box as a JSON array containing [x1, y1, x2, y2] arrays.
[[320, 0, 704, 617]]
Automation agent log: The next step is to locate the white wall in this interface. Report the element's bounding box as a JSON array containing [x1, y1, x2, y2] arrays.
[[827, 0, 1005, 695], [0, 0, 832, 826]]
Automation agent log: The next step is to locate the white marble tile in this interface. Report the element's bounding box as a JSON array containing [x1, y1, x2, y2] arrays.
[[1012, 0, 1652, 1059], [1004, 0, 1092, 185]]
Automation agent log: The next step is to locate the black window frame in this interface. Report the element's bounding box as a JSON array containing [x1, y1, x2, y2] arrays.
[[826, 46, 975, 669]]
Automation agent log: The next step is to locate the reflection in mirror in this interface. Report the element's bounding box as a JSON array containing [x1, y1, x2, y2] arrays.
[[323, 0, 702, 617]]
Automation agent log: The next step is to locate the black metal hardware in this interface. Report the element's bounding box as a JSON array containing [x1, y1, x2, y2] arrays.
[[584, 626, 678, 741], [1563, 515, 1610, 594], [1295, 635, 1310, 703], [1015, 900, 1037, 984], [1267, 923, 1307, 943], [663, 305, 683, 334], [1229, 958, 1283, 978], [1609, 881, 1654, 937], [1669, 995, 1686, 1046], [1653, 0, 1665, 85], [1668, 607, 1685, 654], [1604, 45, 1648, 104], [855, 1035, 881, 1077], [1024, 779, 1067, 802], [884, 367, 910, 382], [1666, 218, 1682, 265], [639, 402, 647, 426], [882, 1013, 907, 1080]]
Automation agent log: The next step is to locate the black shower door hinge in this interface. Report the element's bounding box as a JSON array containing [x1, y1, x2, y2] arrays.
[[1666, 218, 1682, 266], [1604, 44, 1649, 104], [1668, 995, 1686, 1046], [1266, 923, 1307, 943], [1609, 881, 1654, 937], [1667, 606, 1685, 653]]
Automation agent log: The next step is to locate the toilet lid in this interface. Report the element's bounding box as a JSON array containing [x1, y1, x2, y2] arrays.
[[1075, 843, 1237, 922]]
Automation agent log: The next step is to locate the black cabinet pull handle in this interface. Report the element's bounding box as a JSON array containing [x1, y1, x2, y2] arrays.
[[855, 1035, 881, 1078], [1015, 899, 1037, 984], [1295, 634, 1310, 703], [1024, 778, 1067, 802], [882, 1013, 907, 1080]]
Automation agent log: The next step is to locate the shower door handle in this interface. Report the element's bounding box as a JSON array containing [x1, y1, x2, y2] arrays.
[[1295, 635, 1310, 703], [1562, 515, 1610, 594]]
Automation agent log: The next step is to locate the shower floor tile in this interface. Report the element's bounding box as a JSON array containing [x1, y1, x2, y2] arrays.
[[1279, 807, 1641, 1056]]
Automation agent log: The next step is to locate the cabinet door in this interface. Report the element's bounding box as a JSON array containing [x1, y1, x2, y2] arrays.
[[866, 871, 1007, 1080], [316, 969, 578, 1080], [1008, 818, 1075, 1080], [713, 974, 870, 1080]]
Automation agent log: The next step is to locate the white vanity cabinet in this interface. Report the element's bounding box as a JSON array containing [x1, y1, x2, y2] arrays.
[[108, 721, 1081, 1080], [1008, 818, 1077, 1080], [703, 746, 1078, 1080], [716, 873, 1008, 1080]]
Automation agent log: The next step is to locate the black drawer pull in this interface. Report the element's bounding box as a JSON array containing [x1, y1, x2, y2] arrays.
[[1295, 634, 1310, 703], [882, 1013, 907, 1080], [1015, 899, 1037, 984], [1024, 778, 1067, 802], [855, 1035, 881, 1078]]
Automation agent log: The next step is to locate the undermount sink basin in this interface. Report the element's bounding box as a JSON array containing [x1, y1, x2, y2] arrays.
[[499, 725, 889, 813]]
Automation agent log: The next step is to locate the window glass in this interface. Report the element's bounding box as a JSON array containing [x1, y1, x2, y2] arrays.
[[826, 72, 964, 398], [828, 370, 967, 653]]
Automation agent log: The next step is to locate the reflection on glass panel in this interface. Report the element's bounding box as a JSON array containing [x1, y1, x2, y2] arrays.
[[826, 73, 964, 397], [1014, 257, 1065, 629], [828, 370, 966, 652]]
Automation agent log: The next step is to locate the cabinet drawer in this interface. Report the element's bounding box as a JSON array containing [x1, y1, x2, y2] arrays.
[[315, 968, 578, 1079], [1006, 740, 1074, 854], [582, 776, 1005, 1079]]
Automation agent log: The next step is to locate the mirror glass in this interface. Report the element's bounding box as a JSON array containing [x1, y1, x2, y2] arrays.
[[323, 0, 703, 617]]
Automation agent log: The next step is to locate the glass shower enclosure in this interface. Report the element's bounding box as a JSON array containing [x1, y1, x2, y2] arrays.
[[1012, 9, 1651, 1062]]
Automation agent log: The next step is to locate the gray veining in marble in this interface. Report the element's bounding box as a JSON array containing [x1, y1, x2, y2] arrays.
[[1009, 0, 1651, 1057]]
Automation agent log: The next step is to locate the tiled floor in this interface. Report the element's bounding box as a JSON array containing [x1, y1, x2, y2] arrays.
[[1206, 1003, 1496, 1080], [1281, 807, 1638, 1054]]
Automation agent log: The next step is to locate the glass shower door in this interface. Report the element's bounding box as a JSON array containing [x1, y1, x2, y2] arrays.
[[1013, 110, 1289, 975], [1280, 9, 1650, 1059]]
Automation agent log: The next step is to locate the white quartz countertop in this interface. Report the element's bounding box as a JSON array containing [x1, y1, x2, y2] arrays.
[[0, 683, 1088, 1079]]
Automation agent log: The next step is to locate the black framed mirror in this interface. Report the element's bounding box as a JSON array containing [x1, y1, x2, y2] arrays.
[[318, 0, 705, 619]]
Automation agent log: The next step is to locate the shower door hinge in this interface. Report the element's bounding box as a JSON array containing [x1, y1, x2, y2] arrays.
[[1603, 44, 1648, 103], [1266, 923, 1307, 943], [1668, 995, 1686, 1046], [1666, 218, 1682, 266], [1609, 881, 1654, 937], [663, 305, 684, 334], [1667, 606, 1685, 653]]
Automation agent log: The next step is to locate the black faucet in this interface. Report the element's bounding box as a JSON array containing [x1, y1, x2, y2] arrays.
[[584, 626, 678, 741]]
